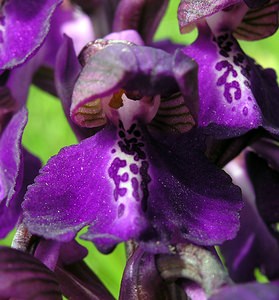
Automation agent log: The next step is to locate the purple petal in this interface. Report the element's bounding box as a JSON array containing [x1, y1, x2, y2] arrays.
[[251, 138, 279, 172], [0, 148, 41, 238], [244, 0, 270, 8], [83, 129, 242, 252], [55, 263, 114, 300], [0, 246, 62, 299], [23, 124, 242, 253], [119, 247, 170, 299], [246, 152, 279, 227], [0, 108, 40, 238], [178, 0, 239, 33], [139, 131, 242, 250], [234, 1, 279, 41], [148, 92, 195, 135], [59, 240, 88, 266], [183, 26, 279, 138], [0, 0, 62, 70], [210, 282, 279, 300], [55, 35, 97, 140], [0, 108, 27, 204], [221, 157, 279, 282], [113, 0, 169, 44], [152, 39, 185, 54], [23, 125, 149, 249], [43, 2, 95, 68], [34, 240, 61, 271]]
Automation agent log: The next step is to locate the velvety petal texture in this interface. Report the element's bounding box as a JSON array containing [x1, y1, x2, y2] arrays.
[[183, 26, 279, 138], [209, 282, 279, 300], [0, 108, 40, 238], [221, 156, 279, 282], [23, 122, 242, 253], [0, 246, 62, 299], [178, 0, 240, 33], [113, 0, 169, 44], [23, 125, 148, 248], [0, 0, 62, 70]]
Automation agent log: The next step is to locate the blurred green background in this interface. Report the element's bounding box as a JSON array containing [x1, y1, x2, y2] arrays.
[[1, 0, 279, 298]]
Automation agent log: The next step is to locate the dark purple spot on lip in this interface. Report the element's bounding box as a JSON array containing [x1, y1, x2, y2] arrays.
[[108, 157, 127, 201], [130, 163, 139, 174], [111, 149, 116, 154], [121, 172, 129, 182], [134, 130, 141, 137], [132, 177, 140, 201], [119, 188, 127, 197], [0, 15, 5, 26], [118, 130, 125, 138], [224, 81, 241, 103], [0, 31, 3, 43], [118, 203, 125, 218], [243, 106, 248, 116]]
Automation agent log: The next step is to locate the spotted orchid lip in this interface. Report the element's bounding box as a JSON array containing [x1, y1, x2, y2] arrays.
[[22, 111, 242, 253], [183, 25, 279, 138]]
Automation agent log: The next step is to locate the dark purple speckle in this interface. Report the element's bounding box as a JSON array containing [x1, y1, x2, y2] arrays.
[[118, 204, 125, 218], [242, 107, 248, 116], [130, 163, 139, 174]]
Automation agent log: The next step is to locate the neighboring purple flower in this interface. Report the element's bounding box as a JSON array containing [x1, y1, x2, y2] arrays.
[[178, 0, 279, 41], [209, 281, 279, 300], [221, 151, 279, 282], [0, 105, 41, 239], [0, 0, 62, 70], [32, 0, 95, 96], [183, 24, 279, 138], [112, 0, 169, 44], [0, 246, 62, 299], [22, 37, 242, 254]]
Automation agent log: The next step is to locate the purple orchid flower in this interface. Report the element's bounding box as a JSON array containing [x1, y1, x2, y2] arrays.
[[178, 0, 279, 41], [183, 24, 279, 138], [0, 0, 62, 71], [221, 149, 279, 283], [22, 36, 242, 255], [32, 0, 95, 96], [0, 96, 41, 239]]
